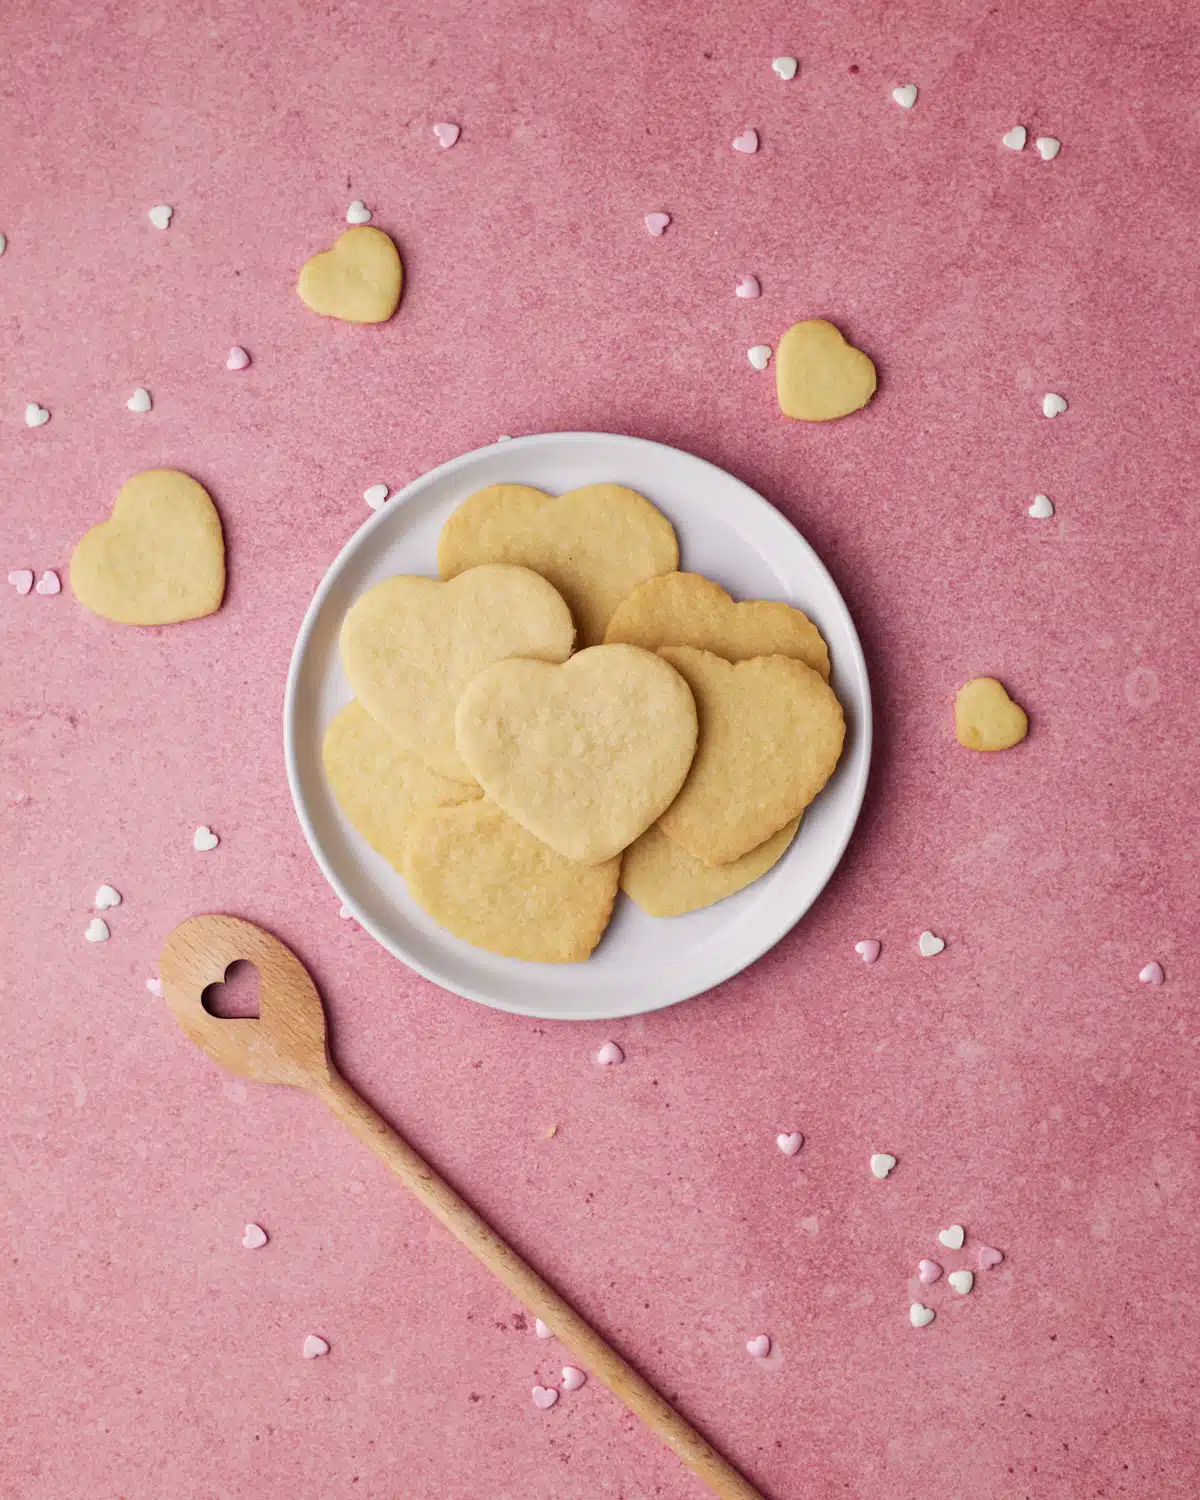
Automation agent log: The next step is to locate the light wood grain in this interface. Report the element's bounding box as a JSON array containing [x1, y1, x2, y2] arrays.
[[159, 914, 768, 1500]]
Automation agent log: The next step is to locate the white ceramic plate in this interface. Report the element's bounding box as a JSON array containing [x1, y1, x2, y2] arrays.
[[284, 433, 871, 1021]]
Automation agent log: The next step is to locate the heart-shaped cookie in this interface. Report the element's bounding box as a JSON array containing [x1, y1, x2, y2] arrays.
[[297, 225, 403, 324], [403, 800, 620, 962], [69, 469, 225, 625], [455, 644, 698, 863], [621, 816, 800, 917], [954, 677, 1028, 751], [776, 319, 877, 421], [604, 571, 830, 680], [323, 700, 481, 869], [656, 646, 844, 865], [438, 483, 678, 646], [339, 564, 574, 781]]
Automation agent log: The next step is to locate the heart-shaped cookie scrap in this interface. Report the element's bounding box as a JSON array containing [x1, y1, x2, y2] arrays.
[[604, 571, 830, 680], [455, 644, 698, 864], [69, 469, 225, 625], [297, 225, 403, 324], [438, 484, 678, 646], [404, 800, 620, 962], [955, 677, 1028, 751], [656, 646, 844, 865], [621, 815, 801, 918], [776, 319, 877, 421], [323, 700, 481, 870], [339, 564, 574, 782]]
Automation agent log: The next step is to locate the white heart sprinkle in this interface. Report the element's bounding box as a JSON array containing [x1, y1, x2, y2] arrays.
[[126, 387, 152, 414], [94, 884, 122, 910], [1035, 135, 1061, 161], [226, 346, 250, 371], [496, 434, 513, 443], [1042, 392, 1067, 418], [85, 918, 110, 943], [745, 1334, 771, 1358], [1139, 961, 1164, 985], [938, 1224, 965, 1250], [146, 977, 164, 997], [732, 128, 759, 154], [747, 344, 772, 370], [531, 1384, 558, 1409], [25, 403, 49, 428], [242, 1223, 268, 1250], [534, 1318, 553, 1339], [0, 233, 6, 256], [1028, 493, 1054, 518], [776, 1132, 803, 1157], [193, 825, 219, 852], [735, 274, 761, 299], [771, 56, 798, 81], [870, 1153, 897, 1179], [947, 1269, 974, 1295], [346, 200, 371, 225], [892, 84, 918, 109], [433, 122, 461, 149], [910, 1303, 935, 1328], [596, 1041, 624, 1066], [338, 902, 353, 920], [363, 483, 389, 510], [1002, 125, 1027, 151], [148, 204, 173, 230], [560, 1366, 586, 1391], [35, 570, 61, 596], [918, 930, 945, 957], [301, 1334, 329, 1359], [855, 939, 881, 965], [8, 569, 34, 595]]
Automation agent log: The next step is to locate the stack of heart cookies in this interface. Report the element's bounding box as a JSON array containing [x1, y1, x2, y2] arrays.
[[323, 483, 845, 963]]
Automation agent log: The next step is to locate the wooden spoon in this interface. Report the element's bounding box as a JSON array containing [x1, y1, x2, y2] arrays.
[[160, 914, 768, 1500]]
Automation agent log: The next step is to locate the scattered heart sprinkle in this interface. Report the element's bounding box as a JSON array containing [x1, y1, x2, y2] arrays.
[[338, 902, 353, 919], [535, 1318, 553, 1339], [732, 128, 759, 154], [346, 200, 372, 225], [735, 274, 761, 299], [596, 1041, 624, 1066], [1139, 961, 1164, 985], [302, 1334, 329, 1359], [193, 825, 219, 852], [8, 569, 33, 595], [146, 977, 164, 997], [871, 1153, 897, 1179], [25, 403, 50, 428], [35, 570, 60, 596], [776, 1132, 803, 1157], [948, 1269, 974, 1295], [918, 1259, 943, 1285], [1042, 392, 1068, 418], [433, 122, 461, 149], [496, 434, 513, 443], [532, 1384, 558, 1409], [226, 346, 250, 371], [363, 483, 389, 510], [1028, 493, 1054, 518], [126, 387, 152, 414], [1036, 136, 1061, 161], [94, 884, 121, 910], [561, 1366, 586, 1391], [918, 930, 945, 957], [747, 345, 772, 370], [771, 56, 798, 81], [892, 84, 918, 109], [85, 917, 110, 943], [242, 1223, 268, 1249], [978, 1245, 1004, 1270], [746, 1334, 771, 1358], [148, 205, 173, 230], [910, 1303, 935, 1328], [644, 212, 671, 237], [0, 233, 6, 256], [938, 1224, 965, 1250], [1002, 125, 1027, 151], [855, 939, 881, 964]]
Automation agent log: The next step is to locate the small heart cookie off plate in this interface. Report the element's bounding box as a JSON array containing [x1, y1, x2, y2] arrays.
[[285, 433, 871, 1020]]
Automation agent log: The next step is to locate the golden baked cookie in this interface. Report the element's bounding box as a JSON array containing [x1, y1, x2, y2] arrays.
[[297, 225, 403, 323], [621, 817, 801, 917], [776, 319, 877, 421]]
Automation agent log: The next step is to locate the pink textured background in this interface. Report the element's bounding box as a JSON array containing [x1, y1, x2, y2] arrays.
[[2, 1, 1197, 1496]]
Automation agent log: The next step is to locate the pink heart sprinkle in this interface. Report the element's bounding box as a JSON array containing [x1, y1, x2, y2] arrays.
[[1139, 961, 1164, 985], [535, 1318, 553, 1339], [776, 1132, 803, 1157], [561, 1366, 586, 1392], [531, 1385, 558, 1410], [746, 1334, 770, 1358], [302, 1334, 329, 1359], [596, 1041, 624, 1066], [735, 274, 760, 299], [145, 977, 164, 998], [8, 569, 33, 595], [242, 1223, 268, 1250], [855, 939, 882, 964], [918, 1259, 943, 1285], [644, 212, 670, 237], [226, 346, 250, 371], [978, 1245, 1004, 1270], [35, 570, 60, 596], [732, 128, 759, 154], [433, 122, 460, 149]]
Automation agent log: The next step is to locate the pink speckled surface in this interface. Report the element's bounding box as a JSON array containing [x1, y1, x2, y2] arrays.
[[2, 2, 1198, 1497]]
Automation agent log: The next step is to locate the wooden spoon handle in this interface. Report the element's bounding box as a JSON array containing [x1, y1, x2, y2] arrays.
[[316, 1069, 768, 1500]]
